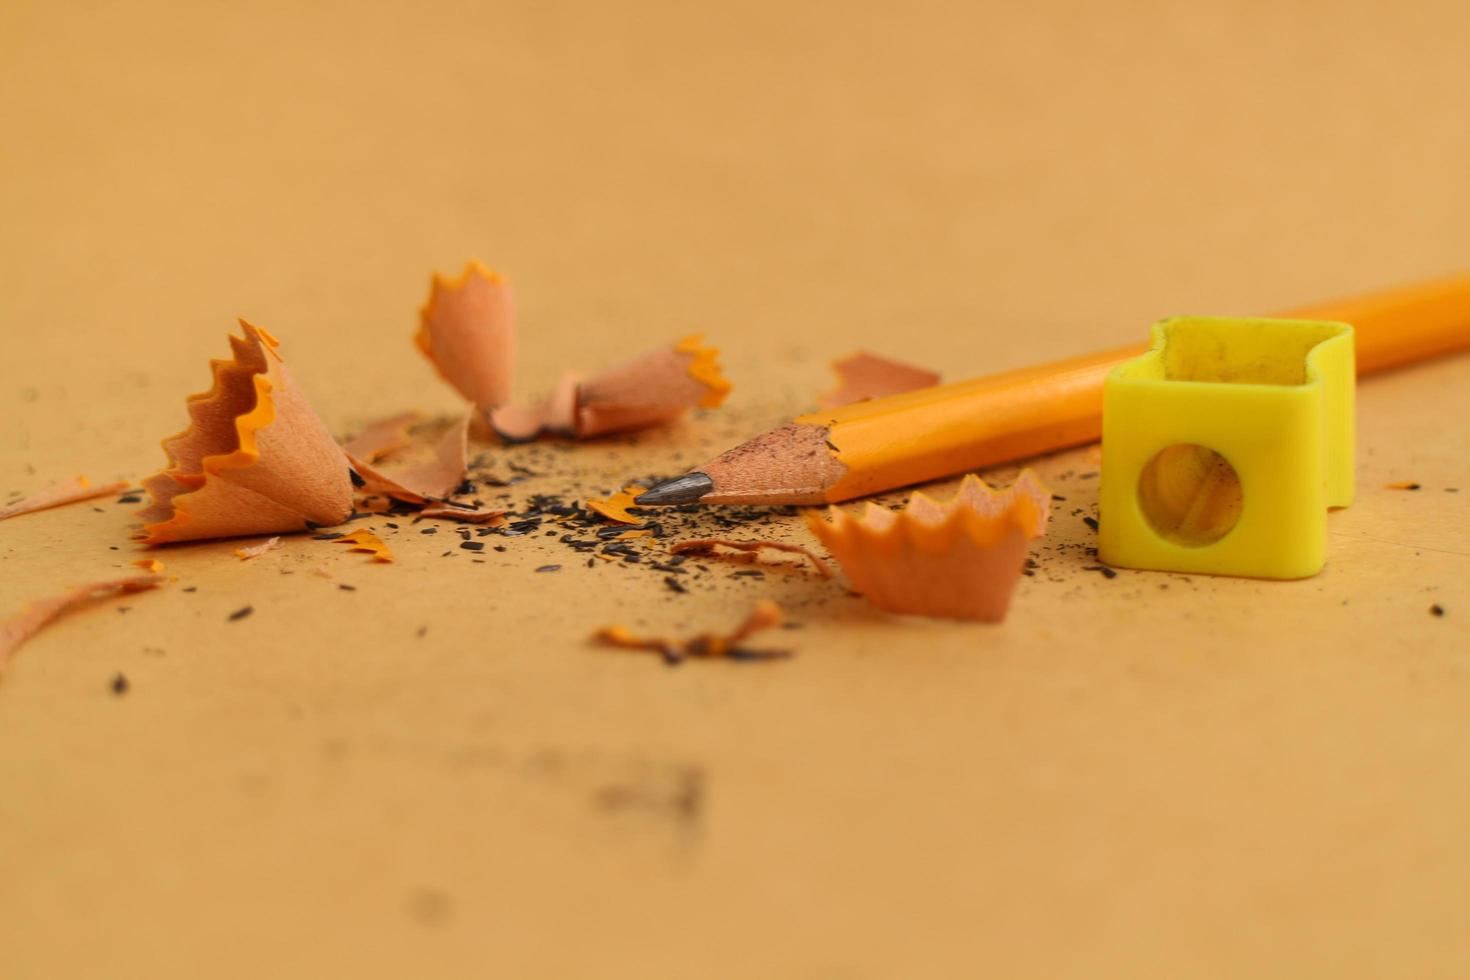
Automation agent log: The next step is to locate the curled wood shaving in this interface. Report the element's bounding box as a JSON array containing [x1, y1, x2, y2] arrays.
[[805, 470, 1050, 622], [137, 321, 353, 544], [592, 600, 788, 664], [670, 538, 833, 578], [414, 261, 515, 408]]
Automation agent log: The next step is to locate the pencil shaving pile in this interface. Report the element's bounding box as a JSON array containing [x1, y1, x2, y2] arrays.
[[415, 261, 731, 441], [805, 470, 1051, 622], [0, 260, 1008, 674]]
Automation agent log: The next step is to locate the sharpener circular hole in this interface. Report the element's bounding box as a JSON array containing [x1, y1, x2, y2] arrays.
[[1137, 444, 1243, 547]]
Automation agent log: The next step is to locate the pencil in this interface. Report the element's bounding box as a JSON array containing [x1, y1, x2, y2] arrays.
[[637, 272, 1470, 506]]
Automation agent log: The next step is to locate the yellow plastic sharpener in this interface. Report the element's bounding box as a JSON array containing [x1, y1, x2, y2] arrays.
[[1098, 316, 1354, 579]]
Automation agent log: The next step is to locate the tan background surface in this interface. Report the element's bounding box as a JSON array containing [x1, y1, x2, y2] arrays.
[[2, 2, 1469, 977]]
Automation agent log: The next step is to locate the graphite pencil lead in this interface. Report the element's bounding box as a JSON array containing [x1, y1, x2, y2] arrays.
[[635, 473, 715, 506]]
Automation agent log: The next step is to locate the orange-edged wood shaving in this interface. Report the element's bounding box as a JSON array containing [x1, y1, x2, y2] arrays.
[[138, 321, 354, 544], [592, 599, 788, 664], [820, 351, 940, 408], [415, 260, 515, 409], [348, 415, 470, 504], [670, 538, 834, 578], [1, 575, 166, 671], [0, 477, 130, 522], [234, 536, 282, 560], [576, 334, 731, 437], [131, 558, 166, 573], [490, 336, 733, 442], [333, 529, 394, 563], [417, 502, 508, 524], [341, 411, 425, 462], [804, 470, 1051, 622], [586, 486, 648, 524]]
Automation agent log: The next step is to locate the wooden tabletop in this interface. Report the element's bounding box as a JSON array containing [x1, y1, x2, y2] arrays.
[[2, 2, 1468, 977]]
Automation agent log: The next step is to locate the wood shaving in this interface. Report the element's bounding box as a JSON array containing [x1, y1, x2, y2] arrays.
[[0, 477, 130, 522], [489, 335, 731, 441], [137, 321, 353, 544], [1, 575, 166, 671], [415, 260, 515, 409], [819, 351, 939, 408], [348, 415, 470, 503], [592, 600, 788, 664], [586, 486, 647, 524], [333, 529, 394, 563], [234, 536, 282, 560], [341, 411, 425, 462], [670, 538, 833, 578], [805, 470, 1051, 622], [417, 502, 507, 524]]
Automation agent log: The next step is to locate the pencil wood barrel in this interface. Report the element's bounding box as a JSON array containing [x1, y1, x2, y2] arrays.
[[649, 272, 1470, 506]]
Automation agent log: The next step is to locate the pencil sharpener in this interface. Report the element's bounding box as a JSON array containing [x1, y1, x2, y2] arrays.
[[1098, 316, 1354, 579]]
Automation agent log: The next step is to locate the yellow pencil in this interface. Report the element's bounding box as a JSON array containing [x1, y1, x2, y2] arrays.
[[637, 273, 1470, 506]]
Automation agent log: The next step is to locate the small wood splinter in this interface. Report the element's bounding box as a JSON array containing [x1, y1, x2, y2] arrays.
[[417, 502, 507, 524], [592, 600, 789, 664], [586, 486, 648, 524], [333, 529, 394, 563], [1, 575, 166, 672], [0, 476, 131, 522], [670, 539, 833, 578], [234, 536, 282, 560]]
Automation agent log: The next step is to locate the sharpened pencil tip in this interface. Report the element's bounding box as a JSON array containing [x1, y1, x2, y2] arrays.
[[635, 472, 715, 506]]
